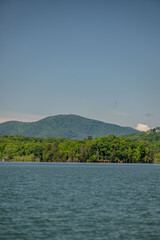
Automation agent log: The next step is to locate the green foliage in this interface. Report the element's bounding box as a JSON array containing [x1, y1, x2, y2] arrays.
[[0, 134, 154, 163], [0, 135, 47, 161], [154, 153, 160, 164], [0, 115, 138, 139], [127, 130, 160, 163]]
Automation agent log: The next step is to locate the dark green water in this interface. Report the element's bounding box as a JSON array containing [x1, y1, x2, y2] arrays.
[[0, 162, 160, 240]]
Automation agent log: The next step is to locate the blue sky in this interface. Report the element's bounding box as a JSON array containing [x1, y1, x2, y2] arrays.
[[0, 0, 160, 129]]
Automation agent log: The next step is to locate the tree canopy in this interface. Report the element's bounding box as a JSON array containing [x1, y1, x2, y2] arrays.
[[0, 134, 156, 163]]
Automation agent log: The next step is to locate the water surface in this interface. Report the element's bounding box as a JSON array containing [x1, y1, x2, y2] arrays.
[[0, 162, 160, 240]]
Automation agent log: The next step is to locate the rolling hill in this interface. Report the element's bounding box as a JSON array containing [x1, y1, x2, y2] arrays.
[[0, 114, 138, 139]]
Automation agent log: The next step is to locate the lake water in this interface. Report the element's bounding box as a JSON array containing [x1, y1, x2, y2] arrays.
[[0, 162, 160, 240]]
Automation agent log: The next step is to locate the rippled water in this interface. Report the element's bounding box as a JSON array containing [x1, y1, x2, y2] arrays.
[[0, 162, 160, 240]]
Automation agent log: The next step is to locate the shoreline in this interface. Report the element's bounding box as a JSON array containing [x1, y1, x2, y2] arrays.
[[0, 159, 155, 164]]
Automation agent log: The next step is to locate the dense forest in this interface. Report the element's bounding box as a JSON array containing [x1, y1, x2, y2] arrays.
[[127, 129, 160, 163], [1, 133, 159, 163]]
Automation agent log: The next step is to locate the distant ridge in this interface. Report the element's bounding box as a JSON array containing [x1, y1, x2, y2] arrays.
[[0, 114, 138, 139]]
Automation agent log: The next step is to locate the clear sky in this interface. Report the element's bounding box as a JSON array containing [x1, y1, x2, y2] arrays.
[[0, 0, 160, 129]]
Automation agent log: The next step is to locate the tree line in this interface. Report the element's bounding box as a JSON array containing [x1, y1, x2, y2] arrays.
[[0, 135, 154, 163]]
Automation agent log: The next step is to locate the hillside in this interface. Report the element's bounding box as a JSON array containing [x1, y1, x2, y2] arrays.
[[0, 114, 138, 139], [126, 128, 160, 143]]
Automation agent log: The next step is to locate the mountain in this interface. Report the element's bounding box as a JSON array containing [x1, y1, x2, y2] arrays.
[[0, 114, 138, 139]]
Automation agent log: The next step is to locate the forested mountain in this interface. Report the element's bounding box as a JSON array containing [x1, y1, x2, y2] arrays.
[[0, 114, 137, 139]]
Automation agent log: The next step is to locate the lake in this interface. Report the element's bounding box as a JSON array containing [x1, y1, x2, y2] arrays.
[[0, 162, 160, 240]]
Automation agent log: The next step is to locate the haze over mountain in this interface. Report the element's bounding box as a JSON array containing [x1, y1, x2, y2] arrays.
[[0, 114, 137, 139]]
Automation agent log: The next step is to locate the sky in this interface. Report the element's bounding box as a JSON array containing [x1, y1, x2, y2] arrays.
[[0, 0, 160, 130]]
